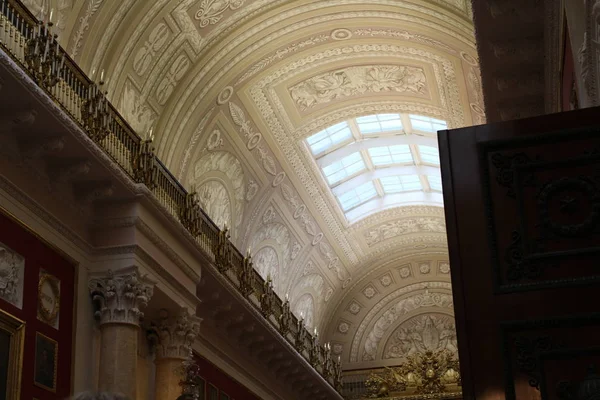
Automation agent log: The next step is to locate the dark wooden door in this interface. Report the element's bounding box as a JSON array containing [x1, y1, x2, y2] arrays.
[[438, 106, 600, 400]]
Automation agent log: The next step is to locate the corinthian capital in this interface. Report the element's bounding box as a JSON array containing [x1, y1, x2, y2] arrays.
[[88, 267, 156, 326], [149, 307, 202, 360]]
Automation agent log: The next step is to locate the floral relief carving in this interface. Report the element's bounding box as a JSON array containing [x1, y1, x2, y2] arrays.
[[353, 29, 457, 54], [245, 179, 258, 201], [193, 151, 245, 236], [383, 314, 457, 360], [179, 109, 214, 179], [120, 80, 156, 139], [289, 65, 428, 110], [362, 290, 454, 361], [364, 218, 446, 246], [0, 243, 24, 309], [155, 53, 191, 105], [250, 222, 292, 291], [348, 301, 361, 315], [203, 129, 224, 152], [197, 181, 232, 231], [133, 22, 171, 77], [194, 0, 246, 28], [291, 242, 301, 260], [70, 0, 104, 57]]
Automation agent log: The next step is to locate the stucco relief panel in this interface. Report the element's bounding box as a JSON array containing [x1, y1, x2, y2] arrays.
[[289, 65, 429, 111], [383, 314, 457, 360], [294, 293, 315, 329], [0, 243, 24, 309], [192, 151, 245, 237], [363, 217, 446, 246], [120, 79, 158, 139], [361, 290, 454, 361]]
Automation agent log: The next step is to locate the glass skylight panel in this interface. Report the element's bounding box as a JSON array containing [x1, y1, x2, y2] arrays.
[[356, 114, 403, 135], [322, 152, 366, 185], [409, 115, 447, 133], [306, 121, 352, 155], [380, 175, 422, 193], [428, 175, 443, 191], [368, 145, 413, 166], [418, 145, 440, 165], [337, 181, 378, 211]]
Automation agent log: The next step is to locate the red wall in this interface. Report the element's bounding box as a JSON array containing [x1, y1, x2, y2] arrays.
[[0, 210, 75, 400], [193, 354, 261, 400]]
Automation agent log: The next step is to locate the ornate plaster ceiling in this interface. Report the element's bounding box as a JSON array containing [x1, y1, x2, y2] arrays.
[[30, 0, 482, 368]]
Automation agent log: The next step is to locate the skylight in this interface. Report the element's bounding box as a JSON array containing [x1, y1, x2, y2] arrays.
[[322, 152, 366, 185], [337, 181, 378, 211], [356, 114, 403, 135], [368, 145, 413, 166], [380, 175, 422, 193], [418, 145, 440, 165], [428, 175, 443, 191], [409, 115, 447, 133], [306, 121, 353, 155], [305, 113, 446, 222]]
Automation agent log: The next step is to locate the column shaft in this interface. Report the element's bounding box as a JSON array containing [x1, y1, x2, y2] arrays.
[[98, 324, 139, 399], [155, 358, 184, 400]]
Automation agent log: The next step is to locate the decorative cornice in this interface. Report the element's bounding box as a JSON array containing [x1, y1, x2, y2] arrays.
[[88, 266, 157, 326]]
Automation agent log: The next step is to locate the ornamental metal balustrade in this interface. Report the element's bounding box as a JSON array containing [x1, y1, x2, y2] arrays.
[[0, 0, 342, 391]]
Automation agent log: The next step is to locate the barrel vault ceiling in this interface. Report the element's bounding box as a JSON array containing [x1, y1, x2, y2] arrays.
[[24, 0, 482, 369]]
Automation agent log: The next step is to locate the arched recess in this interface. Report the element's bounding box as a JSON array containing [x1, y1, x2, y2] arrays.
[[248, 221, 292, 293], [293, 293, 316, 330], [379, 312, 457, 361], [190, 151, 245, 240], [359, 288, 454, 362], [289, 273, 329, 329], [253, 245, 280, 288]]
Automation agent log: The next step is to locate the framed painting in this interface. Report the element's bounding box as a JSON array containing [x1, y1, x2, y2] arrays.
[[0, 309, 25, 400], [34, 332, 57, 392], [208, 384, 218, 400]]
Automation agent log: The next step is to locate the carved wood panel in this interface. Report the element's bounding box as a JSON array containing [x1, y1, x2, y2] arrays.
[[439, 105, 600, 400]]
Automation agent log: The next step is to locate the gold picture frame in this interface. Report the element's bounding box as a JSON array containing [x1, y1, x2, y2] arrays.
[[34, 332, 58, 392], [0, 308, 25, 400]]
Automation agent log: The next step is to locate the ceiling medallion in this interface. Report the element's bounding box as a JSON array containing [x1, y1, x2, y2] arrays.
[[217, 86, 234, 105], [460, 51, 478, 66], [331, 28, 352, 41]]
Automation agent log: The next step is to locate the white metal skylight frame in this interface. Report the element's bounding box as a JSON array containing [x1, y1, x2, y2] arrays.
[[304, 113, 447, 222]]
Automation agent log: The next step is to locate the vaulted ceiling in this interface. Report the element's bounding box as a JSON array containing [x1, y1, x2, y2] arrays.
[[25, 0, 482, 369]]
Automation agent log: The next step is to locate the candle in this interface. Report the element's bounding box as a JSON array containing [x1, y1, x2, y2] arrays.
[[100, 69, 105, 83], [285, 293, 289, 301], [49, 8, 53, 24]]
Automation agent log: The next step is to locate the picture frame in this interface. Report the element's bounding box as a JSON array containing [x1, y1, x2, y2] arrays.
[[0, 309, 25, 400], [33, 332, 58, 392], [208, 384, 218, 400]]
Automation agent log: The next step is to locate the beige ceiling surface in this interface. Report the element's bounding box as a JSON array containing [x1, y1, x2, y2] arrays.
[[27, 0, 482, 367]]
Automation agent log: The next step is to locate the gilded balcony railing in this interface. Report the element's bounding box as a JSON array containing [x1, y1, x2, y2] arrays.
[[0, 0, 342, 391]]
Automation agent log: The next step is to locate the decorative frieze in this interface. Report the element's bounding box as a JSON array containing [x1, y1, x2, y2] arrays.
[[88, 267, 156, 326], [149, 308, 202, 360]]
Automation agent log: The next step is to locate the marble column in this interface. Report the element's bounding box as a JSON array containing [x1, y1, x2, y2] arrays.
[[89, 267, 155, 399], [149, 307, 202, 400]]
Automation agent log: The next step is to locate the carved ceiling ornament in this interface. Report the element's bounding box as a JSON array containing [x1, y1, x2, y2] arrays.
[[249, 47, 464, 271], [349, 282, 453, 362], [364, 217, 447, 246], [289, 65, 428, 111], [293, 293, 315, 329], [383, 314, 457, 360], [119, 79, 157, 139], [362, 290, 454, 362], [178, 108, 214, 179]]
